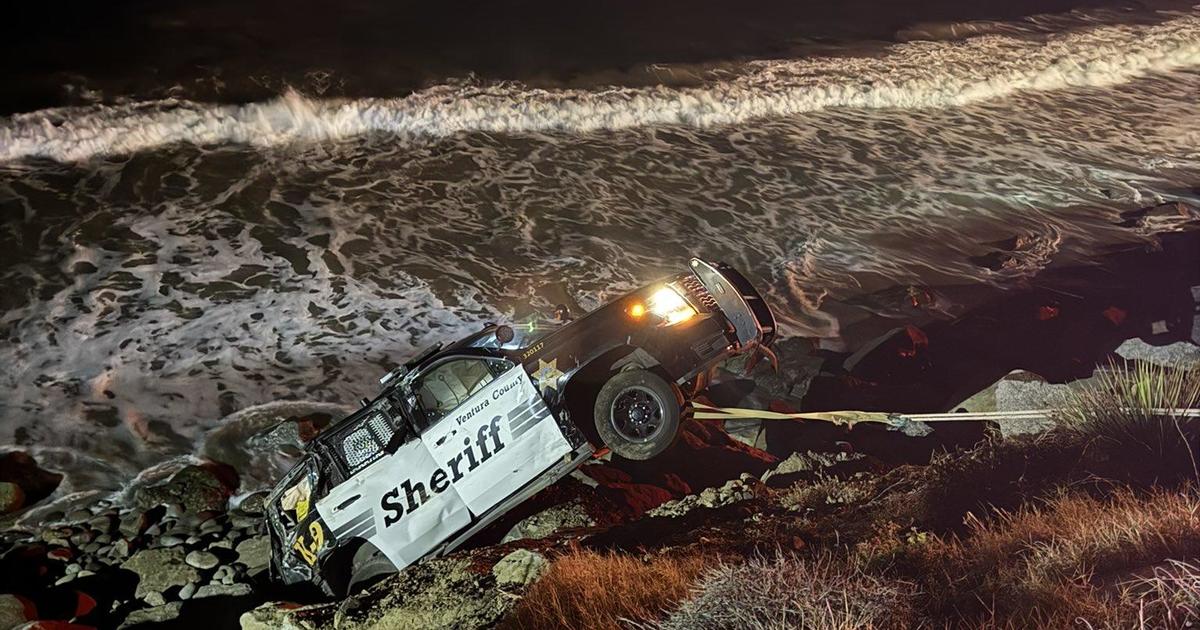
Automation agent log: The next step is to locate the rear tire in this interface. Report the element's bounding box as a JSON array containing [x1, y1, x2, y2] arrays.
[[347, 542, 396, 595], [593, 369, 681, 460]]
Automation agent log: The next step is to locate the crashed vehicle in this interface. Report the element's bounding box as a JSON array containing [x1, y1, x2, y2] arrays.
[[267, 258, 776, 594]]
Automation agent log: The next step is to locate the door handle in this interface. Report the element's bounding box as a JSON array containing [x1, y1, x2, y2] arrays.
[[335, 494, 361, 511]]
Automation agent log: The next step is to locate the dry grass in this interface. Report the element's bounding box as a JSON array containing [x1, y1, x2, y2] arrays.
[[654, 552, 915, 630], [502, 549, 712, 630], [870, 488, 1200, 628], [1129, 559, 1200, 627]]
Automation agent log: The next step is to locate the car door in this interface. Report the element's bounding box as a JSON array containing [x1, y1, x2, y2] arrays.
[[413, 355, 572, 516], [315, 398, 473, 572]]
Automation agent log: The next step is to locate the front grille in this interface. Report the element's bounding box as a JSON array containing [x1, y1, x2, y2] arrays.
[[679, 275, 718, 312]]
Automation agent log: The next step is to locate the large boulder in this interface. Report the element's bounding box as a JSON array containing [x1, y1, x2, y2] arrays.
[[0, 594, 36, 628], [133, 462, 238, 514], [0, 451, 63, 508], [121, 548, 200, 601], [0, 482, 25, 514]]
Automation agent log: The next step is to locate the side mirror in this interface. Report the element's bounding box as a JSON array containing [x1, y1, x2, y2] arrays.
[[495, 325, 515, 344]]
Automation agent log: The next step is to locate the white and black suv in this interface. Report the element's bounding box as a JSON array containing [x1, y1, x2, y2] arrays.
[[266, 259, 776, 594]]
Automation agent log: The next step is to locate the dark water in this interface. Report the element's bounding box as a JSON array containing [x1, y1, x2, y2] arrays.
[[1, 1, 1199, 508]]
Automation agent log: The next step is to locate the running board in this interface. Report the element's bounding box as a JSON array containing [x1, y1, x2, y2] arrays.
[[438, 445, 595, 556]]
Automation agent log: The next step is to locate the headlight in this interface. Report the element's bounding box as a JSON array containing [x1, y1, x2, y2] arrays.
[[646, 286, 697, 326]]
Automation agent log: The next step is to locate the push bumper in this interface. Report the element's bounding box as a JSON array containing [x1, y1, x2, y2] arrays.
[[688, 258, 776, 350]]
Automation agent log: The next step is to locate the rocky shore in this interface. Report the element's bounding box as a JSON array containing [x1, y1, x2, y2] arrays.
[[1, 248, 1197, 628]]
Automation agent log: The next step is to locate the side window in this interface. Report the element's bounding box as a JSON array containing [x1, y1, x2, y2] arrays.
[[412, 357, 513, 429]]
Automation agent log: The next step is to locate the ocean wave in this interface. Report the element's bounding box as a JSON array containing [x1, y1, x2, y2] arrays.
[[2, 14, 1199, 162]]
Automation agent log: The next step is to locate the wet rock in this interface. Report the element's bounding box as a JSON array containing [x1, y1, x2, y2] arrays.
[[234, 536, 271, 576], [0, 594, 36, 628], [236, 492, 268, 516], [194, 583, 253, 599], [492, 549, 549, 588], [110, 539, 131, 559], [133, 462, 239, 515], [118, 507, 164, 539], [88, 515, 116, 534], [121, 548, 201, 600], [185, 550, 219, 570], [0, 451, 63, 507], [501, 499, 594, 543], [0, 481, 25, 514], [119, 602, 182, 629]]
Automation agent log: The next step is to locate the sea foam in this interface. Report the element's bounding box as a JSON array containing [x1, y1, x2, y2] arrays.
[[2, 14, 1199, 162]]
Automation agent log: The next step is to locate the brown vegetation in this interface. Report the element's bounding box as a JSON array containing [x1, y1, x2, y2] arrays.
[[508, 363, 1200, 629], [502, 549, 712, 630]]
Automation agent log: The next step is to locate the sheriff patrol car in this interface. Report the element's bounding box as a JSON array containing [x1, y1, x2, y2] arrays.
[[266, 258, 776, 594]]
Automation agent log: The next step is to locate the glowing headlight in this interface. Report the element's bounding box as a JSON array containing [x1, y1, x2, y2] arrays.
[[646, 286, 696, 326]]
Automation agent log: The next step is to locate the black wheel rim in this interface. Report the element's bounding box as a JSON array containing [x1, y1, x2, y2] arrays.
[[610, 386, 666, 443]]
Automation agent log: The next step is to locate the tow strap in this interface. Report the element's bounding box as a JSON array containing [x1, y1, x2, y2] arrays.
[[690, 404, 1200, 438]]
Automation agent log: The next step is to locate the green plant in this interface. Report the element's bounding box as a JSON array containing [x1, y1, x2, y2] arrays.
[[1060, 361, 1200, 484]]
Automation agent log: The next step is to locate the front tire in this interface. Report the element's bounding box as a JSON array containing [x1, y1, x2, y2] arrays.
[[346, 542, 396, 595], [593, 369, 681, 460]]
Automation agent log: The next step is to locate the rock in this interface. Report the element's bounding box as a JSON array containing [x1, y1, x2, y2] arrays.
[[492, 549, 549, 588], [648, 475, 757, 518], [0, 481, 25, 514], [119, 507, 163, 539], [119, 602, 182, 628], [235, 536, 271, 576], [230, 514, 261, 530], [0, 451, 63, 507], [111, 539, 131, 558], [237, 492, 268, 516], [144, 591, 166, 607], [240, 601, 333, 630], [158, 535, 184, 548], [186, 550, 220, 570], [47, 547, 74, 561], [1116, 338, 1200, 369], [121, 548, 201, 600], [88, 515, 116, 533], [265, 556, 516, 629], [133, 462, 239, 515], [194, 583, 253, 599], [66, 509, 92, 523], [951, 370, 1068, 436], [760, 451, 866, 487], [179, 582, 197, 600], [0, 594, 36, 629], [502, 500, 594, 543]]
